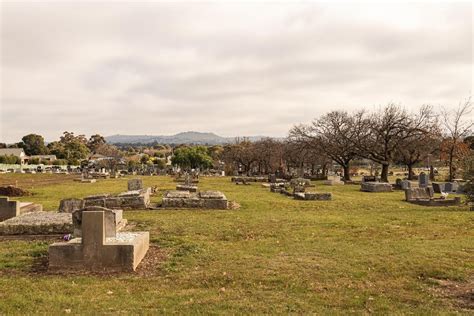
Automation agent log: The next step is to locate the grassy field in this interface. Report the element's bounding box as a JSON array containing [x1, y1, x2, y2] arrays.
[[0, 174, 472, 314]]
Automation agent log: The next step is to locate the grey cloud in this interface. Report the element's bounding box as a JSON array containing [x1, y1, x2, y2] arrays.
[[0, 1, 472, 142]]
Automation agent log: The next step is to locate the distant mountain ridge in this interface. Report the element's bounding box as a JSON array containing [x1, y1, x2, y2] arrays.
[[105, 131, 271, 145]]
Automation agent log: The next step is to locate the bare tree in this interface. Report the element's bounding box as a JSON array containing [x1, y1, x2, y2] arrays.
[[352, 104, 434, 182], [222, 139, 257, 175], [440, 97, 473, 181], [289, 111, 358, 180], [253, 138, 284, 174], [395, 107, 441, 179]]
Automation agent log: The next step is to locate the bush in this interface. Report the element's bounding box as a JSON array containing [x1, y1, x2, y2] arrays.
[[29, 157, 40, 165], [40, 159, 51, 165], [0, 155, 21, 164], [53, 159, 67, 166], [171, 146, 213, 170]]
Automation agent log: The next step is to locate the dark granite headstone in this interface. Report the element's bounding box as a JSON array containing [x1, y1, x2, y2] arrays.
[[419, 172, 429, 188]]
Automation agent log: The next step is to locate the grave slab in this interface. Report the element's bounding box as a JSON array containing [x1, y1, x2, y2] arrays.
[[0, 211, 72, 235], [360, 182, 393, 192]]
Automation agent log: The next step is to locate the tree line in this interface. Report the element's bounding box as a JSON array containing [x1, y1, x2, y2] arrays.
[[222, 99, 473, 182], [1, 99, 472, 180]]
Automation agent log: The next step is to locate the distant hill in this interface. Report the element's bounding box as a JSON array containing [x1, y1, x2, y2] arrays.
[[105, 131, 270, 145]]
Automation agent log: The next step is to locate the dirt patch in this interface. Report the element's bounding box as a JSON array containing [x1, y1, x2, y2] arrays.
[[228, 201, 241, 210], [429, 277, 474, 311], [0, 185, 31, 197], [0, 174, 77, 189], [135, 245, 168, 277]]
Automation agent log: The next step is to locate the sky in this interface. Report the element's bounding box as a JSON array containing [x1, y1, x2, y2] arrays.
[[0, 0, 472, 143]]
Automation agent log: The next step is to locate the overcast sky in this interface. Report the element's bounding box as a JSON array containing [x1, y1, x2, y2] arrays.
[[0, 1, 472, 143]]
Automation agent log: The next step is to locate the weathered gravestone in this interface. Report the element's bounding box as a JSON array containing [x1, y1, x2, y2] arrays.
[[432, 182, 459, 193], [0, 197, 42, 221], [324, 175, 344, 186], [432, 182, 445, 193], [162, 190, 228, 209], [0, 211, 72, 235], [290, 178, 311, 187], [360, 182, 393, 192], [294, 192, 332, 201], [419, 172, 429, 188], [48, 209, 149, 272], [268, 174, 277, 183], [395, 178, 403, 189], [290, 178, 308, 194], [405, 187, 433, 201], [72, 206, 127, 237], [59, 198, 85, 213], [395, 178, 412, 190], [445, 182, 458, 193], [404, 187, 461, 206], [401, 180, 411, 190], [362, 175, 379, 182], [128, 179, 143, 191], [177, 173, 199, 191], [83, 188, 151, 210]]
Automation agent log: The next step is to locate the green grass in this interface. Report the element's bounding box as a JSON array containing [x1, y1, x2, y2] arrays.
[[0, 174, 473, 314]]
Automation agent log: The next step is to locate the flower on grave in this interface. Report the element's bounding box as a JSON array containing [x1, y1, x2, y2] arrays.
[[63, 234, 72, 241]]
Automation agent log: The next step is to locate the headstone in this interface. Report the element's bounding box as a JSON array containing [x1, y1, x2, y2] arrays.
[[419, 172, 429, 188], [445, 182, 457, 193], [432, 182, 444, 193], [48, 209, 149, 272], [293, 184, 305, 193], [362, 176, 378, 182], [395, 178, 402, 189], [59, 198, 85, 213], [268, 174, 277, 183], [360, 182, 393, 192], [297, 168, 304, 177], [405, 187, 434, 201], [72, 206, 125, 237], [0, 197, 19, 221], [324, 175, 344, 186], [0, 197, 42, 222], [128, 179, 143, 191], [401, 180, 411, 190]]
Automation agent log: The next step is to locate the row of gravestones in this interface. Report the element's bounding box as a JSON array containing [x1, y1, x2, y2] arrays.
[[396, 173, 459, 193]]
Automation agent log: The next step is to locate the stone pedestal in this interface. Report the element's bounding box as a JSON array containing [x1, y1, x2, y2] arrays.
[[49, 210, 149, 272]]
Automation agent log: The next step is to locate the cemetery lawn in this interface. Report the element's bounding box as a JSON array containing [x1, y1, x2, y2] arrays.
[[0, 174, 473, 314]]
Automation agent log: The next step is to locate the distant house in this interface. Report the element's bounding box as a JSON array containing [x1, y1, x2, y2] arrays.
[[0, 148, 27, 164], [88, 153, 107, 161]]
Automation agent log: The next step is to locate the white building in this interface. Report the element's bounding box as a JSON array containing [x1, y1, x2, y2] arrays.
[[0, 148, 27, 164]]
